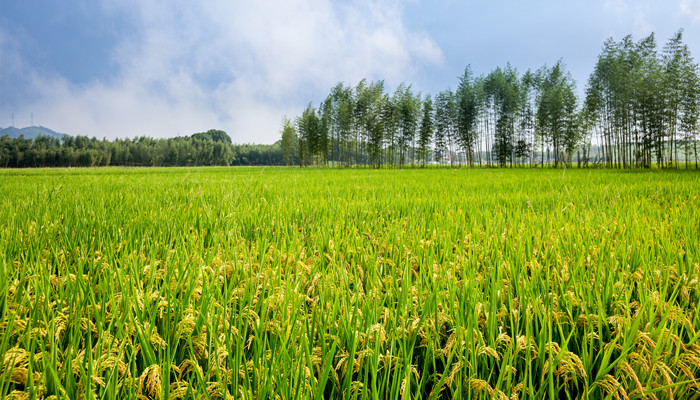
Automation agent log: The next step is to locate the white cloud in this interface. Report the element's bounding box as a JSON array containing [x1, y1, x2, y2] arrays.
[[680, 0, 700, 20], [604, 0, 628, 13], [4, 0, 443, 142], [602, 0, 654, 37]]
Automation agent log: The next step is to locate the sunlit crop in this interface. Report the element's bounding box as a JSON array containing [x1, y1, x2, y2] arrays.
[[1, 167, 698, 399]]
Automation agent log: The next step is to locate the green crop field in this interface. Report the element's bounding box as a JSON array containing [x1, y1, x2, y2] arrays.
[[1, 167, 699, 399]]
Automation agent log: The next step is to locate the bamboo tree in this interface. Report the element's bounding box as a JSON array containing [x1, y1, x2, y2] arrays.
[[381, 93, 397, 167], [354, 79, 370, 166], [520, 70, 540, 166], [280, 116, 298, 166], [434, 90, 454, 166], [537, 61, 579, 167], [676, 31, 700, 169], [363, 81, 387, 168], [319, 96, 332, 166], [296, 103, 320, 166], [586, 38, 623, 168], [484, 65, 520, 167], [394, 83, 420, 166], [329, 83, 355, 167], [417, 95, 434, 166], [663, 31, 686, 168], [456, 66, 481, 166]]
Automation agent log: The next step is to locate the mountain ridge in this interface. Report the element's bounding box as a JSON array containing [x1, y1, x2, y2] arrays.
[[0, 126, 71, 140]]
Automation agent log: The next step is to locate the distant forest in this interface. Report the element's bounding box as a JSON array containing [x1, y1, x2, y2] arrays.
[[0, 130, 287, 168], [1, 30, 698, 169]]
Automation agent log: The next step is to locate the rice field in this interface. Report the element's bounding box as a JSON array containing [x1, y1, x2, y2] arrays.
[[1, 166, 699, 399]]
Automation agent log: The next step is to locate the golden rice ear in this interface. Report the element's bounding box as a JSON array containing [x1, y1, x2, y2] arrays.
[[673, 354, 697, 384], [9, 367, 28, 386], [616, 360, 643, 396], [137, 364, 161, 400], [594, 374, 629, 400], [496, 326, 512, 349], [442, 332, 457, 358], [207, 381, 232, 399], [368, 323, 387, 346], [169, 381, 189, 399], [627, 351, 651, 374], [350, 381, 365, 398], [477, 345, 500, 361], [544, 341, 561, 356], [53, 313, 69, 343], [443, 360, 461, 388], [509, 382, 525, 400], [149, 330, 167, 351], [468, 378, 489, 394], [651, 361, 675, 400], [2, 348, 30, 369], [334, 350, 349, 375], [490, 387, 508, 400], [177, 358, 204, 381], [8, 390, 31, 400], [175, 312, 196, 339]]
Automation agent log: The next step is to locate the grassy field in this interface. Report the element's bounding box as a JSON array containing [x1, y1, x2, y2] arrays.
[[1, 167, 699, 399]]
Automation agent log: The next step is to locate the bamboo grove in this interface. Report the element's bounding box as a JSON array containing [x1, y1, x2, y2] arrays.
[[286, 31, 700, 169]]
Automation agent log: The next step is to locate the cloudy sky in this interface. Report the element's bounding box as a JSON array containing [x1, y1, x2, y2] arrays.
[[1, 0, 699, 143]]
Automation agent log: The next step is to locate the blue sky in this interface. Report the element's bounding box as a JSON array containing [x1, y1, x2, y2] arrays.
[[1, 0, 699, 143]]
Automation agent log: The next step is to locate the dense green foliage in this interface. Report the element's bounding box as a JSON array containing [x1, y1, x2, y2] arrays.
[[293, 31, 699, 168], [585, 32, 700, 168], [0, 130, 289, 168], [1, 167, 699, 399]]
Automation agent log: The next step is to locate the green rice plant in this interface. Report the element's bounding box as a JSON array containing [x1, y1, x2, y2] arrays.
[[0, 167, 698, 399]]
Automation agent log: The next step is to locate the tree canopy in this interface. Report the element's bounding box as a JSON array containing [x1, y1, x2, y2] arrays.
[[0, 130, 291, 168], [290, 30, 698, 169]]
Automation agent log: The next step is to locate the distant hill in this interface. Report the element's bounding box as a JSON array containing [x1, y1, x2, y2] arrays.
[[0, 126, 70, 140]]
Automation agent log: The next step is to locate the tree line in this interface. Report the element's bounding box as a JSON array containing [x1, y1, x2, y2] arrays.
[[1, 31, 697, 170], [0, 129, 290, 168], [284, 30, 699, 168]]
